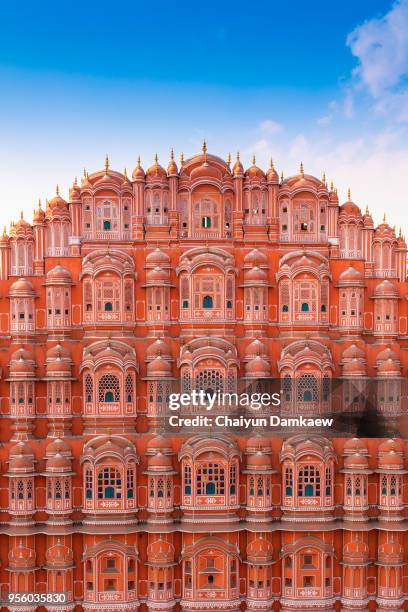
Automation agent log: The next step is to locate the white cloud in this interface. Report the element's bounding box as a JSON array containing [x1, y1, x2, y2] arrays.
[[258, 119, 283, 135], [346, 0, 408, 120]]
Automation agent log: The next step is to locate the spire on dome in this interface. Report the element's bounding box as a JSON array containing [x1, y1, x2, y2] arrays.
[[383, 212, 387, 223], [180, 152, 184, 164], [227, 152, 231, 166], [280, 171, 284, 182], [347, 188, 351, 200], [252, 154, 256, 165], [202, 139, 207, 155], [56, 184, 59, 196], [321, 171, 326, 184], [105, 155, 109, 173], [300, 161, 304, 177]]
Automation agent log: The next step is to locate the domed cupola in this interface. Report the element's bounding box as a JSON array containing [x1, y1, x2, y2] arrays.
[[146, 155, 167, 183], [132, 156, 145, 180]]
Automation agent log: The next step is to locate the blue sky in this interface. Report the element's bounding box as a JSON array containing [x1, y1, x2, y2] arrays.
[[1, 0, 408, 229]]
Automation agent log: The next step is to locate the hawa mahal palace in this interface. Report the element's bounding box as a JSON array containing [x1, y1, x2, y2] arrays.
[[0, 145, 408, 612]]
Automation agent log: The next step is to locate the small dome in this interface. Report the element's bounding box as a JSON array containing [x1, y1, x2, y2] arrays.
[[146, 266, 169, 283], [343, 438, 368, 455], [245, 158, 265, 180], [45, 542, 73, 567], [9, 278, 35, 296], [46, 453, 72, 472], [146, 248, 170, 267], [46, 438, 72, 457], [46, 265, 72, 283], [8, 442, 35, 472], [344, 453, 368, 470], [343, 538, 369, 560], [9, 542, 36, 568], [232, 155, 244, 176], [378, 439, 404, 456], [247, 538, 273, 561], [342, 344, 365, 361], [340, 201, 361, 216], [246, 435, 271, 454], [146, 338, 172, 360], [47, 191, 68, 212], [147, 356, 172, 377], [373, 280, 399, 298], [378, 538, 403, 561], [46, 344, 71, 361], [146, 157, 167, 180], [376, 347, 399, 362], [10, 348, 35, 375], [379, 451, 403, 470], [148, 453, 173, 469], [244, 266, 268, 283], [245, 356, 270, 378], [342, 359, 366, 376], [338, 266, 364, 285], [245, 338, 268, 359], [247, 451, 272, 469], [167, 151, 178, 175], [33, 203, 46, 224], [244, 249, 268, 266], [266, 161, 279, 183], [377, 358, 400, 375], [132, 158, 145, 180], [146, 435, 173, 455], [147, 538, 174, 563]]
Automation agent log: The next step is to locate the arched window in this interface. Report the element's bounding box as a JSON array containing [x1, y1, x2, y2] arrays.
[[104, 302, 113, 311], [285, 467, 293, 496], [297, 374, 318, 403], [301, 302, 309, 312], [85, 374, 93, 403], [298, 465, 321, 497], [196, 463, 225, 495], [203, 295, 213, 309], [98, 374, 120, 403], [97, 467, 122, 499], [184, 465, 192, 495]]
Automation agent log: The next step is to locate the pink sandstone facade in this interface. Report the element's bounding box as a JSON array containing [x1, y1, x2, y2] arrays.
[[0, 147, 407, 612]]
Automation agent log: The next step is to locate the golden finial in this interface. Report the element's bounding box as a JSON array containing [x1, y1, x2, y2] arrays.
[[74, 176, 77, 186], [269, 158, 274, 169], [20, 210, 24, 219], [280, 171, 284, 182], [335, 187, 338, 195], [365, 205, 369, 215], [137, 156, 141, 168], [252, 154, 256, 165], [383, 213, 387, 223], [393, 225, 396, 232], [170, 148, 174, 160], [105, 155, 109, 172], [56, 184, 59, 196], [399, 227, 402, 237], [347, 188, 351, 200], [202, 139, 207, 155], [124, 167, 128, 178], [330, 180, 334, 191], [154, 153, 159, 164], [38, 198, 42, 209], [321, 171, 326, 184], [83, 167, 87, 179], [300, 161, 304, 176], [3, 226, 6, 236], [227, 152, 231, 165], [180, 152, 184, 164]]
